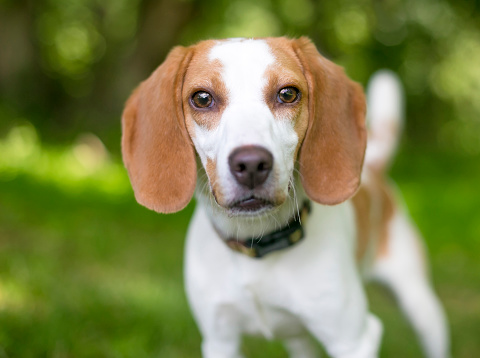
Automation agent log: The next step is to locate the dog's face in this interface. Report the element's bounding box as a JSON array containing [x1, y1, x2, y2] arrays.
[[122, 37, 367, 215], [182, 39, 309, 215]]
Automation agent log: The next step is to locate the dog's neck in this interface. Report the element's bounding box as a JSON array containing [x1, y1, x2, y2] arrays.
[[195, 169, 308, 241]]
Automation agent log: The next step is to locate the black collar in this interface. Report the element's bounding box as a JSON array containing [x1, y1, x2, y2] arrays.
[[224, 201, 311, 258]]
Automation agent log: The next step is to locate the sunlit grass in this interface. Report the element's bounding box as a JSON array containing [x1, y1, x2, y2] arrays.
[[0, 122, 129, 196]]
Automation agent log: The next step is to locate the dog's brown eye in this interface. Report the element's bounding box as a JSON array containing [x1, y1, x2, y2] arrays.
[[277, 87, 299, 104], [192, 91, 213, 108]]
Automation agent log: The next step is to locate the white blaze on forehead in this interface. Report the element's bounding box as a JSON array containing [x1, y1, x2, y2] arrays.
[[207, 39, 277, 151], [209, 39, 275, 102]]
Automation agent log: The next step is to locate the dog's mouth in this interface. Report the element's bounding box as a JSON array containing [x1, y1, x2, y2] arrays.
[[227, 196, 275, 215]]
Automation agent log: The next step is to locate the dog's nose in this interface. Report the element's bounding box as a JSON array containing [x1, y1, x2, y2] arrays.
[[228, 146, 273, 189]]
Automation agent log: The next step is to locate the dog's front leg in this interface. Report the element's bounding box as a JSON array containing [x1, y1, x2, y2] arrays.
[[197, 301, 245, 358], [202, 333, 244, 358], [284, 335, 320, 358], [188, 286, 245, 358], [299, 280, 383, 358], [185, 207, 246, 358], [305, 309, 382, 358], [328, 314, 383, 358], [191, 300, 245, 358]]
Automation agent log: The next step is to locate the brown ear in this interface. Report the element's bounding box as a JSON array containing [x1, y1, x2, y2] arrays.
[[121, 46, 196, 213], [293, 37, 367, 205]]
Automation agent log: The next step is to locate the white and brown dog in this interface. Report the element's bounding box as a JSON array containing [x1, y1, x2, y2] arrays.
[[121, 37, 449, 358]]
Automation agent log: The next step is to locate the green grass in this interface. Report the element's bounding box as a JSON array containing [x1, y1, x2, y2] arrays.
[[0, 127, 479, 357]]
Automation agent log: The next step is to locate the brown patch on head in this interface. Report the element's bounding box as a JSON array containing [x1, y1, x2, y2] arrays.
[[263, 38, 310, 159], [182, 40, 229, 135]]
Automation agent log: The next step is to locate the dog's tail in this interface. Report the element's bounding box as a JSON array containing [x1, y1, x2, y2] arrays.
[[364, 70, 404, 173]]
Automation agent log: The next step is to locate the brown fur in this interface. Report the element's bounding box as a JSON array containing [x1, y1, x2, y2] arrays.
[[352, 173, 396, 260], [352, 185, 372, 260], [292, 37, 367, 206], [121, 46, 197, 213], [373, 175, 396, 257], [206, 158, 225, 205]]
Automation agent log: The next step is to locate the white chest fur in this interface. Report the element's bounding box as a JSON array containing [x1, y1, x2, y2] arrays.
[[184, 200, 368, 344]]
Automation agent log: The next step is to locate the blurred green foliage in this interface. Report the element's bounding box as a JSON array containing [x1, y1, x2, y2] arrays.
[[1, 0, 480, 152], [1, 0, 480, 357]]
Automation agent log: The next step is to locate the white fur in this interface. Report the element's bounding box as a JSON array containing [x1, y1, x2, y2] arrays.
[[183, 41, 449, 358], [186, 200, 382, 358], [371, 208, 450, 358], [365, 70, 404, 171]]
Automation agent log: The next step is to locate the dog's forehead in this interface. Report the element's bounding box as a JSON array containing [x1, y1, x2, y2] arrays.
[[208, 39, 275, 93], [208, 38, 274, 62], [205, 38, 304, 94], [184, 38, 304, 96]]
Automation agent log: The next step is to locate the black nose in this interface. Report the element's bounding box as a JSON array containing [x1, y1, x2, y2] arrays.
[[228, 146, 273, 189]]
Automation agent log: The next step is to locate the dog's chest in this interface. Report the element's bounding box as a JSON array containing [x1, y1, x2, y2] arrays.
[[185, 202, 359, 339], [230, 260, 306, 338]]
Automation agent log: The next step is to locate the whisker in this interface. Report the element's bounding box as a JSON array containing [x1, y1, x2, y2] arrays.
[[236, 219, 240, 241], [293, 167, 304, 182], [269, 211, 281, 231], [257, 215, 266, 242], [288, 176, 300, 225]]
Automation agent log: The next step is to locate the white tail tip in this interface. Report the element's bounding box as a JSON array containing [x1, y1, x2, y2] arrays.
[[365, 70, 405, 172]]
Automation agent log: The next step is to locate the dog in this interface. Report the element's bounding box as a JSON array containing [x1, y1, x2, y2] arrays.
[[121, 37, 450, 358]]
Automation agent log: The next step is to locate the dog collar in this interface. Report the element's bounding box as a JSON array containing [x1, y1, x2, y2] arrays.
[[224, 201, 311, 258]]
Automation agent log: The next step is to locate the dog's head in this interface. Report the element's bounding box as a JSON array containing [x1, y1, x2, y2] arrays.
[[122, 37, 366, 215]]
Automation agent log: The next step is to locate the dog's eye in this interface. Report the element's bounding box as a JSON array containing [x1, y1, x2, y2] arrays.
[[192, 91, 213, 108], [277, 87, 299, 104]]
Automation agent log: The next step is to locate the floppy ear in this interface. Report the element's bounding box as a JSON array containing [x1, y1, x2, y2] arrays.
[[121, 46, 196, 213], [293, 37, 367, 205]]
